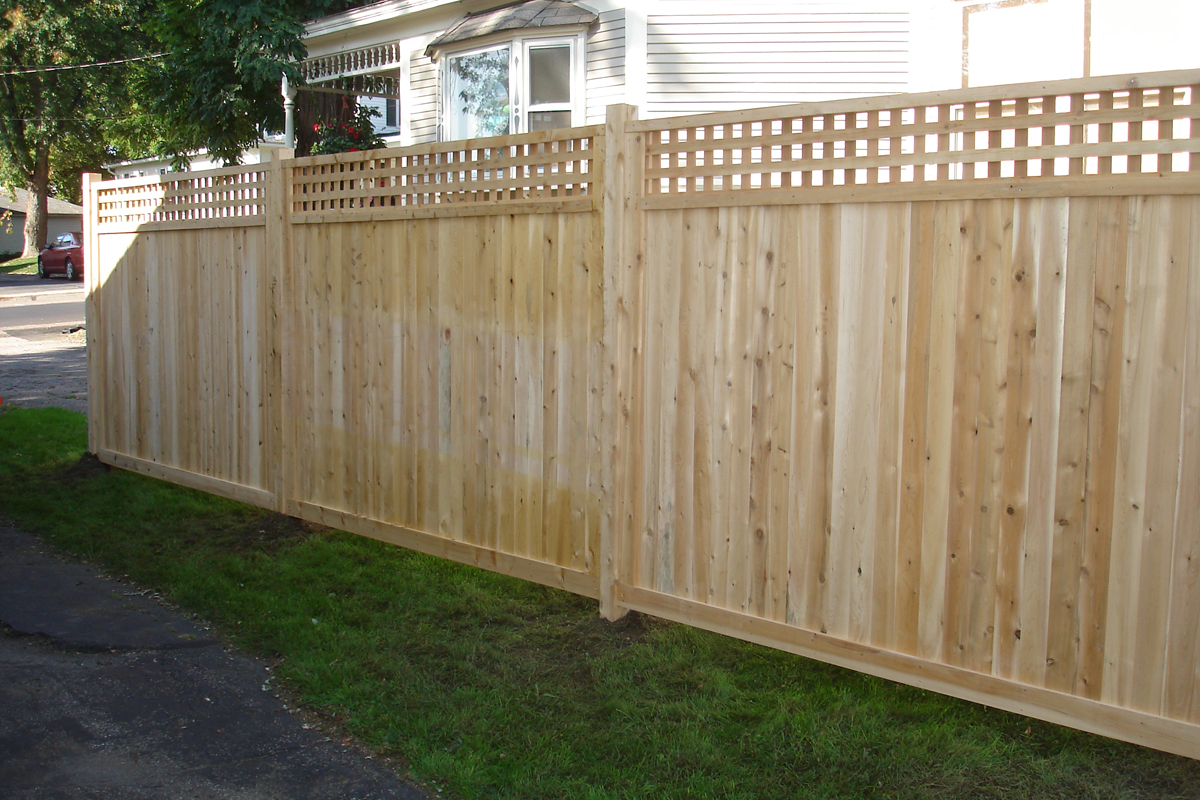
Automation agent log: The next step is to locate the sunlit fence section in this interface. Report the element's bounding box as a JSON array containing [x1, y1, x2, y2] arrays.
[[86, 69, 1200, 761]]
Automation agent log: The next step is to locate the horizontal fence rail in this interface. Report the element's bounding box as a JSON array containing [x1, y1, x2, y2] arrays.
[[638, 70, 1200, 206], [290, 127, 602, 221], [95, 165, 268, 231], [86, 69, 1200, 761]]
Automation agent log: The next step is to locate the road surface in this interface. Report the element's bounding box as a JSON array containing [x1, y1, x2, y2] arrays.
[[0, 274, 87, 413]]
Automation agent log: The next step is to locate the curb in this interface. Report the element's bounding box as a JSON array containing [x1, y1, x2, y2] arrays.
[[0, 288, 86, 302]]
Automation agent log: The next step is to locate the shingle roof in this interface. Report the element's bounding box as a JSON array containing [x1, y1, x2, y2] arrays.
[[426, 0, 597, 55], [0, 188, 84, 217]]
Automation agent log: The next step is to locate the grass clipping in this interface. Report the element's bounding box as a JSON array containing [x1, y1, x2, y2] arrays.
[[2, 406, 1199, 800]]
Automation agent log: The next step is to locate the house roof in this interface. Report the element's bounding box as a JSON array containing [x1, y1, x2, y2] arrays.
[[427, 0, 597, 54], [305, 0, 460, 39], [0, 188, 83, 217]]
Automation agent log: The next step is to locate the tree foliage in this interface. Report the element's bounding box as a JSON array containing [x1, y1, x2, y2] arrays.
[[143, 0, 304, 165], [142, 0, 368, 164], [0, 0, 368, 253], [0, 0, 146, 252]]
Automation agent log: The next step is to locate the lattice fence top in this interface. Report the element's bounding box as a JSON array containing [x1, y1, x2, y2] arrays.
[[95, 165, 267, 230], [636, 69, 1200, 207], [290, 128, 601, 221]]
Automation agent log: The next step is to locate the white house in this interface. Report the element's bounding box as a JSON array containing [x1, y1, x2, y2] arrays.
[[301, 0, 915, 146], [116, 0, 1196, 170], [297, 0, 1198, 148]]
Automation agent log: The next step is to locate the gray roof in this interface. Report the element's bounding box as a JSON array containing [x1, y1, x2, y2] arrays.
[[427, 0, 597, 55], [0, 188, 83, 217]]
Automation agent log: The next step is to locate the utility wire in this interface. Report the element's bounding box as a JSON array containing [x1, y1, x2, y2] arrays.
[[0, 53, 166, 76], [2, 117, 138, 122]]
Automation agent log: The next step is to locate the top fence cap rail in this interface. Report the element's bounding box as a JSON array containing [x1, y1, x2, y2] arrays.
[[629, 68, 1200, 133], [96, 162, 269, 192]]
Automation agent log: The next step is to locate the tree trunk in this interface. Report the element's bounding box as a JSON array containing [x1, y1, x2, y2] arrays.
[[22, 146, 50, 257]]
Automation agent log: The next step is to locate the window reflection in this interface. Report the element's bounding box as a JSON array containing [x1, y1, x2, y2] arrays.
[[447, 47, 511, 139]]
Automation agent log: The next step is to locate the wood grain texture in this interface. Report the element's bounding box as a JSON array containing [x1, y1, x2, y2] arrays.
[[631, 194, 1200, 750], [89, 225, 273, 494], [284, 210, 604, 578]]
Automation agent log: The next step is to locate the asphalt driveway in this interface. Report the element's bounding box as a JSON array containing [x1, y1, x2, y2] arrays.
[[0, 273, 87, 413], [0, 524, 429, 799]]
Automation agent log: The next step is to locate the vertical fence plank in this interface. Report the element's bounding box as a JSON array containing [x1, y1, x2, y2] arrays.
[[894, 201, 936, 655], [868, 202, 910, 649], [1045, 198, 1099, 694], [789, 204, 840, 633], [829, 203, 885, 642], [746, 205, 779, 619], [766, 207, 798, 624], [1016, 198, 1068, 689], [916, 200, 962, 663], [991, 198, 1039, 681], [1164, 196, 1200, 721], [1104, 196, 1169, 710], [1074, 196, 1128, 700], [1130, 197, 1191, 714], [943, 200, 985, 668]]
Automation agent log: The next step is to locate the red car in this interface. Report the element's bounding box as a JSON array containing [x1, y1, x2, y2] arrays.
[[38, 231, 84, 281]]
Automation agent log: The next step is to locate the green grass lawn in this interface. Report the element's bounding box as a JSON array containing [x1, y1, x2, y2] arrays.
[[2, 405, 1199, 799], [1, 254, 37, 274]]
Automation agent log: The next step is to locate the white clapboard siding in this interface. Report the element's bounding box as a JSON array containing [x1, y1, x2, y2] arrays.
[[646, 11, 909, 116], [586, 8, 626, 125], [410, 49, 439, 144]]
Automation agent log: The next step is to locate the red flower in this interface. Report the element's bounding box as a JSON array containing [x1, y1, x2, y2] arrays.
[[349, 147, 358, 152], [313, 123, 320, 132]]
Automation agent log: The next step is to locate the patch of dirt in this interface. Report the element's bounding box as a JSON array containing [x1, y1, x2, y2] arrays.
[[59, 452, 110, 482], [211, 512, 335, 556]]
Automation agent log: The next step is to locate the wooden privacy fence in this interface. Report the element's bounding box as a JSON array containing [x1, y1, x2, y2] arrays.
[[86, 69, 1200, 758]]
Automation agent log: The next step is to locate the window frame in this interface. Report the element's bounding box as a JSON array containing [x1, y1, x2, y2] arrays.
[[356, 94, 402, 137], [439, 29, 586, 141]]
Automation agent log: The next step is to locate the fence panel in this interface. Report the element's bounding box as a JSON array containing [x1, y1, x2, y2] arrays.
[[612, 70, 1200, 757], [278, 129, 605, 597], [86, 168, 277, 507]]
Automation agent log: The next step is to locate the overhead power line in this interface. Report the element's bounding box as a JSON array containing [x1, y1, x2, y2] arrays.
[[0, 53, 167, 76], [2, 117, 135, 122]]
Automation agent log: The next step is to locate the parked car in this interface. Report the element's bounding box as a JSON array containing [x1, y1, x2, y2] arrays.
[[38, 232, 84, 281]]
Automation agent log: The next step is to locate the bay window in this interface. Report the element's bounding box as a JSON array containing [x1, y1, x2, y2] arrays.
[[443, 34, 583, 140]]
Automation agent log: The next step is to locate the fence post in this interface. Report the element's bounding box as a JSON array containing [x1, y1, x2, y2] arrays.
[[82, 172, 103, 455], [264, 147, 294, 514], [600, 103, 646, 621]]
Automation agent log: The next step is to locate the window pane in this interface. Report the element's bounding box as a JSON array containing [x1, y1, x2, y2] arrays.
[[529, 45, 570, 106], [447, 47, 510, 139], [528, 110, 572, 131]]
